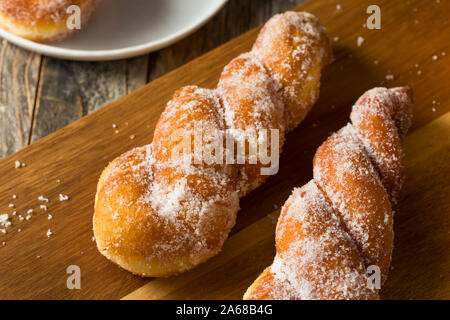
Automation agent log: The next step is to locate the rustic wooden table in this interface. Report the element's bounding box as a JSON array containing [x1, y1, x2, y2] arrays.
[[0, 0, 448, 299], [0, 0, 305, 160]]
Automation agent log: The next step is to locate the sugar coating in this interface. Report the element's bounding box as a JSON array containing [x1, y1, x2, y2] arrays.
[[0, 0, 99, 42], [252, 11, 332, 131], [314, 124, 394, 277], [0, 0, 89, 24], [252, 181, 378, 300], [245, 87, 413, 300], [94, 11, 332, 277]]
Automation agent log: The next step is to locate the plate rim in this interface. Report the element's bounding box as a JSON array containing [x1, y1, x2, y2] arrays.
[[0, 0, 228, 61]]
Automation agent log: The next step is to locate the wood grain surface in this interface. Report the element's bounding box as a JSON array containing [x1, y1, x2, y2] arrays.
[[0, 0, 449, 299]]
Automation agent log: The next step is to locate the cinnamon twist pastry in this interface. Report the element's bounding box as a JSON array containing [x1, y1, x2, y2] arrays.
[[244, 87, 413, 300], [0, 0, 99, 42], [93, 12, 332, 277]]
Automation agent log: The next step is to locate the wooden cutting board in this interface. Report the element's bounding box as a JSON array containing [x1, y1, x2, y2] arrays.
[[0, 0, 449, 299]]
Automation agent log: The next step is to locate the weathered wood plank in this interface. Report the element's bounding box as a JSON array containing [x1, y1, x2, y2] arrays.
[[0, 40, 41, 158], [30, 58, 84, 143], [29, 55, 151, 143], [126, 55, 149, 93], [30, 58, 128, 143]]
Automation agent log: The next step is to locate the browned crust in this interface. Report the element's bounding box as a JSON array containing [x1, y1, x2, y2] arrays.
[[0, 0, 99, 42], [93, 11, 332, 278]]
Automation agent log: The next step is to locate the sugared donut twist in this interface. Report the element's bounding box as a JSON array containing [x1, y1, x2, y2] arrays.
[[93, 11, 332, 277], [244, 87, 413, 300], [0, 0, 99, 42], [252, 12, 332, 132]]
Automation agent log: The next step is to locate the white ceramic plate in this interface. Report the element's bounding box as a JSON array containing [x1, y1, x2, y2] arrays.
[[0, 0, 228, 61]]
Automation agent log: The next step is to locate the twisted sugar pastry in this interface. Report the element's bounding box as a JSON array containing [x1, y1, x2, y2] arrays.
[[0, 0, 99, 42], [244, 87, 413, 300], [93, 11, 332, 277]]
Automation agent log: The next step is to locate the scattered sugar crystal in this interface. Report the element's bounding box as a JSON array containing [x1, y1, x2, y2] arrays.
[[357, 36, 365, 47], [59, 194, 69, 201], [38, 196, 49, 202], [267, 214, 278, 225], [0, 214, 11, 227], [46, 229, 53, 238]]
